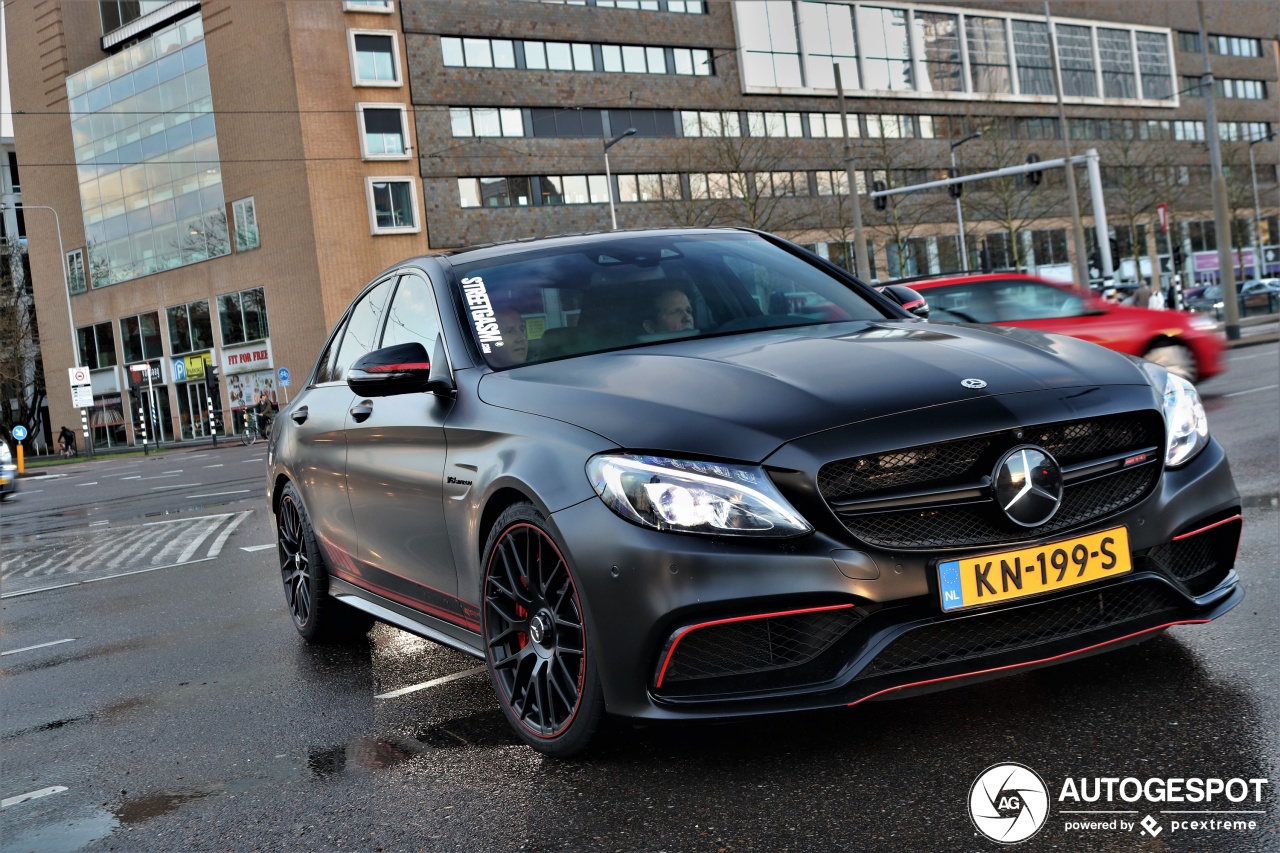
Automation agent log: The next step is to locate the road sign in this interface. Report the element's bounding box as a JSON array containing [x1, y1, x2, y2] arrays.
[[1156, 202, 1168, 234], [73, 385, 95, 408], [68, 366, 90, 386], [12, 425, 27, 441], [172, 359, 188, 382], [277, 367, 291, 387]]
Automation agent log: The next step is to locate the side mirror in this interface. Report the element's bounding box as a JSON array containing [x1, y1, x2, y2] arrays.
[[348, 342, 444, 397], [880, 284, 930, 320]]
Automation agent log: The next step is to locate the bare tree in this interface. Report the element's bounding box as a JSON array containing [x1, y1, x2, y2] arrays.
[[0, 238, 46, 452], [1097, 132, 1191, 280]]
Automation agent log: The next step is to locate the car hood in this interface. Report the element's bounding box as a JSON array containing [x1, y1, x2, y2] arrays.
[[476, 321, 1151, 461]]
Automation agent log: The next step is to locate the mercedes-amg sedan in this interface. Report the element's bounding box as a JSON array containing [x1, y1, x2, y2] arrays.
[[267, 229, 1242, 757]]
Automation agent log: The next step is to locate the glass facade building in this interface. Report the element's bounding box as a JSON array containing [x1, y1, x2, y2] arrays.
[[66, 13, 229, 289]]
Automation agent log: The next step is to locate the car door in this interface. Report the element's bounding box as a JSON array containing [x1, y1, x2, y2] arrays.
[[986, 280, 1138, 352], [344, 271, 462, 620], [288, 276, 396, 568]]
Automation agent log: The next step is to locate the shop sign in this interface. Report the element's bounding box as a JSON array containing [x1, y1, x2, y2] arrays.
[[222, 340, 273, 375]]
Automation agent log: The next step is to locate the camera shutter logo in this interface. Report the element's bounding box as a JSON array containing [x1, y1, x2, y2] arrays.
[[969, 763, 1050, 844]]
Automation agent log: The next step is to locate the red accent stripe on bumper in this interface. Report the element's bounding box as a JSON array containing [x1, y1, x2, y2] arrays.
[[1173, 514, 1242, 541], [655, 603, 856, 689], [847, 619, 1210, 706]]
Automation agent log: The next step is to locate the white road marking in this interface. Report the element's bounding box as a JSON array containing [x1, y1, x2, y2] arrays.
[[106, 525, 171, 570], [1, 786, 68, 809], [203, 464, 224, 468], [242, 458, 265, 463], [20, 489, 42, 494], [150, 484, 196, 491], [374, 665, 488, 700], [240, 544, 275, 552], [1229, 353, 1259, 361], [77, 482, 98, 487], [206, 511, 252, 558], [186, 489, 252, 499], [1, 557, 218, 598], [120, 475, 141, 480], [89, 521, 108, 527], [174, 516, 226, 565], [140, 474, 180, 480], [1, 639, 76, 657], [1225, 383, 1279, 398], [163, 470, 183, 474]]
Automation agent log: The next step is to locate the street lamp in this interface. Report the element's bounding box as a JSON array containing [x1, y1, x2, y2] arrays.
[[603, 127, 636, 231], [1248, 131, 1277, 280], [950, 132, 981, 269]]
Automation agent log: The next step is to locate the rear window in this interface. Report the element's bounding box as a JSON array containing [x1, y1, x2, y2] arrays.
[[447, 233, 890, 368]]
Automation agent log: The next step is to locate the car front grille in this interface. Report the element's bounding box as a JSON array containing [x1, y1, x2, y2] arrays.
[[854, 581, 1183, 681], [658, 607, 861, 685], [818, 413, 1163, 550]]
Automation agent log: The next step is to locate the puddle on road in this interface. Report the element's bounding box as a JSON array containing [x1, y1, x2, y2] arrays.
[[1241, 492, 1279, 509], [0, 808, 118, 853], [115, 786, 220, 824]]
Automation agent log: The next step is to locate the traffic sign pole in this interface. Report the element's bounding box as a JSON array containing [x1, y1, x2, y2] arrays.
[[12, 425, 27, 474]]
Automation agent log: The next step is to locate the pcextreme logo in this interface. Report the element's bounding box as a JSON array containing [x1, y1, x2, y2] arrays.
[[968, 763, 1270, 844]]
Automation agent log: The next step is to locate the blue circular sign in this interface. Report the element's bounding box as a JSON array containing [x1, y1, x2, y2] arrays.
[[12, 425, 28, 441], [277, 367, 291, 386]]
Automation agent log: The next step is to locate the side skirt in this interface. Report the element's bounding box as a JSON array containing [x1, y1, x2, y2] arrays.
[[330, 576, 485, 659]]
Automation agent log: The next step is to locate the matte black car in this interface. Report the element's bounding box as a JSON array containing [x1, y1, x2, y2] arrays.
[[267, 229, 1242, 757]]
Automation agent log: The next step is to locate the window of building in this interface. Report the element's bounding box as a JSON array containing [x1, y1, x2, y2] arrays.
[[966, 16, 1012, 94], [1135, 32, 1173, 100], [232, 197, 260, 252], [738, 0, 803, 88], [1181, 32, 1264, 57], [914, 11, 962, 93], [745, 111, 805, 138], [815, 170, 850, 196], [1012, 21, 1054, 96], [1015, 117, 1060, 139], [344, 0, 393, 11], [458, 176, 534, 207], [65, 14, 229, 289], [349, 31, 401, 86], [618, 173, 683, 202], [1172, 120, 1206, 141], [219, 287, 269, 347], [1097, 28, 1137, 99], [858, 5, 912, 90], [6, 152, 19, 193], [866, 114, 915, 138], [120, 312, 163, 364], [680, 111, 741, 137], [525, 41, 596, 71], [799, 2, 860, 90], [98, 0, 171, 35], [1056, 24, 1097, 98], [358, 104, 412, 157], [366, 178, 420, 233], [166, 299, 214, 355], [451, 107, 525, 138], [77, 321, 118, 370], [808, 113, 858, 138], [67, 249, 87, 295]]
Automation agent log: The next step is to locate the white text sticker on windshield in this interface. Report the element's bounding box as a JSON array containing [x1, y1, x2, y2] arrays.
[[461, 276, 503, 353]]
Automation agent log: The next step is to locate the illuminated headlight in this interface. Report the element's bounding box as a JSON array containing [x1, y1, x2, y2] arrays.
[[1160, 371, 1210, 467], [587, 455, 812, 537], [1188, 315, 1219, 332]]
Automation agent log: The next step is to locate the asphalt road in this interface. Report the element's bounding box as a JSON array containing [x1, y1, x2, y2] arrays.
[[1, 343, 1276, 853]]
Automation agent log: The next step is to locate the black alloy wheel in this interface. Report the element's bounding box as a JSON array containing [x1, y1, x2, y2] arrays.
[[276, 482, 373, 643], [482, 503, 604, 756]]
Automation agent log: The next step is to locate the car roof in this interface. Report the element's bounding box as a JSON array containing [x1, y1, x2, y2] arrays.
[[908, 273, 1064, 290], [408, 227, 758, 267]]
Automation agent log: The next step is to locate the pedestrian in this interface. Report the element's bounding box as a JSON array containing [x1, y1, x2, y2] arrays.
[[1132, 280, 1152, 309], [58, 425, 77, 458]]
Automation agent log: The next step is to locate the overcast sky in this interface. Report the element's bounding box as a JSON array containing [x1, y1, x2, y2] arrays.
[[2, 4, 13, 139]]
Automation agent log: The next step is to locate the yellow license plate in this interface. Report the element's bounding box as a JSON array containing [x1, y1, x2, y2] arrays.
[[938, 527, 1131, 612]]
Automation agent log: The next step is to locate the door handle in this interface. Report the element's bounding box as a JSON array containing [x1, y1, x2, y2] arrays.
[[349, 402, 374, 423], [290, 406, 309, 425]]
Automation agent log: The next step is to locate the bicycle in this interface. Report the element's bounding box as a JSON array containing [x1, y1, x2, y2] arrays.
[[240, 416, 272, 446]]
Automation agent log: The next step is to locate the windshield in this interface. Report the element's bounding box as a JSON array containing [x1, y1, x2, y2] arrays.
[[447, 232, 890, 368]]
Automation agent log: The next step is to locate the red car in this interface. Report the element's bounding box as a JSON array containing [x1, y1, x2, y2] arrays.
[[910, 273, 1225, 383]]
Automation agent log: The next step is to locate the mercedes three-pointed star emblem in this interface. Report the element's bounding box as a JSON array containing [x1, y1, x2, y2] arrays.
[[993, 446, 1064, 527]]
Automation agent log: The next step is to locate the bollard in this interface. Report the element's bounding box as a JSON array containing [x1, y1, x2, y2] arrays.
[[16, 444, 24, 474], [138, 404, 149, 456], [208, 396, 217, 447]]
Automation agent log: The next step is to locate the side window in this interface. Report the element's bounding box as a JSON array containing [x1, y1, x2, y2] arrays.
[[331, 278, 396, 383], [381, 273, 443, 354], [992, 282, 1081, 321]]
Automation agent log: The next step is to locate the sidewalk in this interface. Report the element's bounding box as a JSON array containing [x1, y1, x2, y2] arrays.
[[1230, 314, 1280, 348]]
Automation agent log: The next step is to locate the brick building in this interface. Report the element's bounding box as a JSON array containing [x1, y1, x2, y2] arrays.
[[6, 0, 1278, 448], [8, 0, 427, 447]]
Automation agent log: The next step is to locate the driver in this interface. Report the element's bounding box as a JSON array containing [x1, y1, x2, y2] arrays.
[[642, 288, 695, 334], [489, 307, 529, 367]]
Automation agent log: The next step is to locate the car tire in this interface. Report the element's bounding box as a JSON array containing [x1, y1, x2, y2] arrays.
[[481, 502, 605, 758], [276, 482, 374, 643], [1144, 340, 1198, 384]]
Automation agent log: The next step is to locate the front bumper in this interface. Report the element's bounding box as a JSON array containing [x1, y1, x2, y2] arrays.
[[551, 437, 1242, 722], [0, 464, 16, 496]]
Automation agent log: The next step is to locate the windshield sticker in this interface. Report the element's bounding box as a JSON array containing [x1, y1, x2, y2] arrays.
[[461, 276, 504, 353]]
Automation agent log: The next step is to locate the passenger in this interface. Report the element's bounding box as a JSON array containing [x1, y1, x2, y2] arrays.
[[489, 307, 529, 367], [642, 288, 695, 334]]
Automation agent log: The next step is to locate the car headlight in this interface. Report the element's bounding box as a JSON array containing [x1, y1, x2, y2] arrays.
[[1160, 371, 1209, 468], [587, 454, 812, 537], [1188, 315, 1219, 332]]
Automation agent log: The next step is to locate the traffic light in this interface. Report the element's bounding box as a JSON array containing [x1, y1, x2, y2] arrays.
[[979, 239, 993, 273], [872, 180, 888, 212], [207, 365, 220, 394], [947, 167, 962, 199], [1172, 244, 1185, 271], [1025, 153, 1043, 186], [127, 368, 142, 400]]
